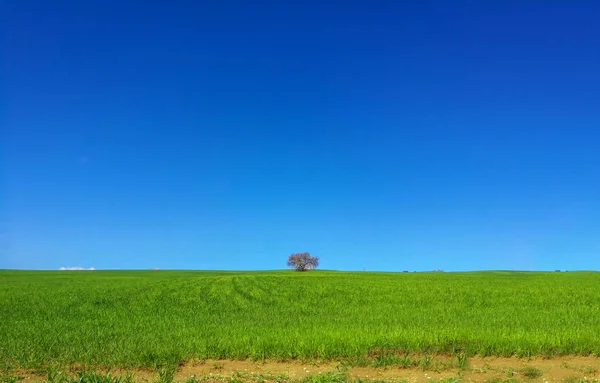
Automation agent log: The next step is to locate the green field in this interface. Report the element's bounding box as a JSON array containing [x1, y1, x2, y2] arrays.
[[1, 270, 599, 369]]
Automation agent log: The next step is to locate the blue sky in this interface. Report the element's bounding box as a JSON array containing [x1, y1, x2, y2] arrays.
[[3, 1, 599, 271]]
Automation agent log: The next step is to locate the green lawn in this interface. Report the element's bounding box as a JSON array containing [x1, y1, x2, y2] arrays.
[[1, 270, 599, 368]]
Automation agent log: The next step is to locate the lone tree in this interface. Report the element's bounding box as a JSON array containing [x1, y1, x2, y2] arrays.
[[287, 252, 319, 271]]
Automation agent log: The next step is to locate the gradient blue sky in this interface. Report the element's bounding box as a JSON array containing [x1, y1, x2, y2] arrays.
[[3, 1, 599, 271]]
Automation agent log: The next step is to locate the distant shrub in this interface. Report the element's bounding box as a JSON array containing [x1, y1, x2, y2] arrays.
[[287, 252, 319, 272]]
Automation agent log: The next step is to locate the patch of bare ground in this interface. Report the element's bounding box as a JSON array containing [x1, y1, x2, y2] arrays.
[[9, 356, 600, 383]]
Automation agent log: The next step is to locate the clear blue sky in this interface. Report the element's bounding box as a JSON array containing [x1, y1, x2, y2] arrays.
[[3, 1, 599, 271]]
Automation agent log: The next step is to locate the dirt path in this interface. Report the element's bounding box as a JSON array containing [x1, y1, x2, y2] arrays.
[[177, 356, 598, 382], [11, 356, 600, 383]]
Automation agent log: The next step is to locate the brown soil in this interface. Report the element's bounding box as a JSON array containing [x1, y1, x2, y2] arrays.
[[11, 356, 600, 383]]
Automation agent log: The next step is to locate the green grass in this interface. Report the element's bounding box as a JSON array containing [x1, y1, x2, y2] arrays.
[[1, 270, 600, 369]]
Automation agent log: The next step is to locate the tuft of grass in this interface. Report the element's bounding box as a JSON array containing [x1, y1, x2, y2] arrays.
[[486, 379, 519, 383], [520, 367, 543, 379], [419, 355, 433, 371], [372, 352, 408, 368], [301, 369, 348, 383], [155, 367, 175, 383], [438, 379, 460, 383], [456, 353, 469, 370], [474, 363, 491, 374], [46, 367, 67, 383], [579, 366, 598, 375], [78, 370, 134, 383]]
